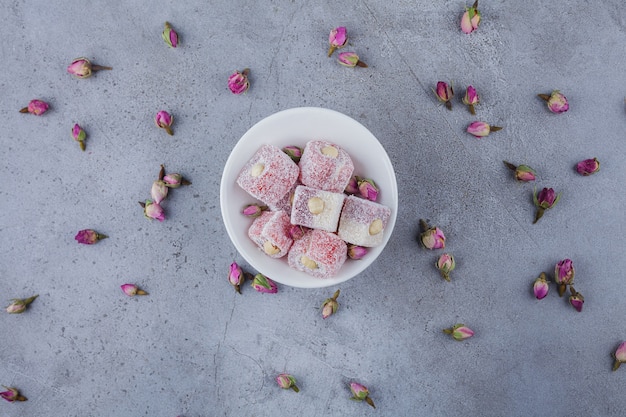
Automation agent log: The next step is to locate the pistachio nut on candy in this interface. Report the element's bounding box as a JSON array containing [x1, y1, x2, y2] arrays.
[[434, 81, 454, 110], [328, 26, 348, 57], [276, 374, 299, 392]]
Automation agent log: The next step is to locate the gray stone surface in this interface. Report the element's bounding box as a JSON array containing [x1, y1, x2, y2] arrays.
[[1, 0, 625, 416]]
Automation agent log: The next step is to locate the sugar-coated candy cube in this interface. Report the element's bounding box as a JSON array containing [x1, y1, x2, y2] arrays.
[[268, 181, 300, 215], [298, 140, 354, 193], [337, 196, 391, 247], [236, 144, 299, 206], [290, 185, 345, 232], [248, 210, 293, 258], [288, 229, 347, 278]]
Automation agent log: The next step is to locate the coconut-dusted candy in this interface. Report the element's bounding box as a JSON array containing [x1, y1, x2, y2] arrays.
[[248, 210, 293, 258], [337, 196, 391, 247], [298, 140, 354, 193], [268, 181, 300, 215], [290, 185, 345, 232], [236, 144, 299, 206], [287, 229, 347, 278]]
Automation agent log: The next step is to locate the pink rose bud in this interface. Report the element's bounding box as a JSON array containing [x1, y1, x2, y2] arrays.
[[242, 204, 268, 218], [503, 161, 536, 182], [568, 286, 584, 312], [282, 145, 303, 163], [66, 57, 112, 79], [0, 386, 27, 402], [75, 229, 108, 244], [6, 295, 38, 314], [228, 69, 250, 94], [443, 323, 474, 341], [328, 26, 348, 56], [155, 110, 174, 135], [276, 374, 299, 392], [538, 90, 569, 113], [461, 0, 481, 34], [533, 187, 561, 224], [251, 273, 278, 293], [140, 199, 166, 221], [228, 262, 245, 294], [357, 178, 378, 201], [419, 219, 446, 250], [162, 173, 191, 188], [612, 341, 626, 371], [344, 177, 359, 195], [576, 158, 600, 176], [462, 85, 479, 114], [337, 52, 367, 68], [162, 21, 179, 48], [71, 123, 87, 151], [555, 258, 574, 297], [434, 81, 454, 110], [349, 382, 375, 408], [288, 224, 306, 240], [151, 180, 169, 204], [321, 289, 340, 319], [121, 284, 148, 296], [347, 244, 368, 260], [466, 121, 502, 138], [533, 272, 549, 300], [435, 253, 456, 282], [19, 99, 49, 115]]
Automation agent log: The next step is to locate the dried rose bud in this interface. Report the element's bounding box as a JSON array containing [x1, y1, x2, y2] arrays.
[[568, 286, 584, 312], [6, 295, 38, 314], [328, 26, 348, 57], [66, 57, 112, 79], [538, 90, 569, 113], [533, 272, 549, 300], [163, 173, 191, 188], [75, 229, 108, 244], [434, 81, 454, 110], [121, 284, 148, 296], [228, 69, 250, 94], [612, 341, 626, 371], [71, 123, 87, 151], [338, 52, 367, 68], [344, 177, 359, 195], [155, 110, 174, 135], [0, 386, 27, 402], [321, 289, 340, 319], [357, 178, 378, 201], [282, 145, 303, 163], [151, 180, 169, 204], [19, 99, 49, 115], [349, 382, 375, 408], [467, 121, 502, 138], [162, 21, 179, 48], [462, 85, 479, 114], [140, 199, 165, 222], [503, 161, 536, 182], [435, 253, 456, 282], [532, 187, 561, 224], [288, 224, 305, 240], [348, 244, 368, 260], [276, 373, 299, 392], [419, 219, 446, 250], [251, 273, 278, 293], [576, 158, 600, 176], [461, 0, 481, 34], [242, 204, 268, 218], [228, 262, 245, 294], [555, 259, 574, 297], [443, 324, 474, 341]]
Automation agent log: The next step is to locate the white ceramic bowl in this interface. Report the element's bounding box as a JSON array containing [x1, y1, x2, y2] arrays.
[[220, 107, 398, 288]]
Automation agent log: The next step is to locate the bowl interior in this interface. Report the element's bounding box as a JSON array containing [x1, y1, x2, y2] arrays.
[[220, 107, 398, 288]]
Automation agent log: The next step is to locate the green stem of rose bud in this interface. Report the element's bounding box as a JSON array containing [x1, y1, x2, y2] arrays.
[[490, 126, 503, 132], [19, 107, 29, 113], [537, 94, 551, 102], [181, 178, 192, 186], [503, 161, 517, 171], [419, 219, 430, 231], [291, 385, 300, 393], [365, 396, 376, 408], [79, 140, 86, 151], [356, 60, 368, 68], [91, 65, 113, 71], [440, 271, 451, 282], [442, 328, 453, 334], [331, 289, 340, 301], [164, 126, 173, 136], [469, 104, 475, 115], [444, 101, 452, 111], [138, 201, 146, 208], [557, 283, 567, 297], [533, 207, 544, 224], [96, 233, 108, 241], [159, 164, 166, 180], [24, 295, 39, 306], [613, 355, 621, 371]]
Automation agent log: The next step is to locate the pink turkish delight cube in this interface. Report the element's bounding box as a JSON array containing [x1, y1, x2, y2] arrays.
[[290, 185, 345, 232], [236, 144, 299, 206], [268, 181, 300, 215], [288, 229, 347, 278], [337, 196, 391, 247], [298, 140, 354, 193], [247, 210, 293, 258]]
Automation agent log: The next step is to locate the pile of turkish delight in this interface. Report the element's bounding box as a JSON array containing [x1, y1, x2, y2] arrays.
[[236, 140, 391, 278]]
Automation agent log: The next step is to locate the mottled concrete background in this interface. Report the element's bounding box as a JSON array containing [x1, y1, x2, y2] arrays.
[[1, 1, 625, 416]]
